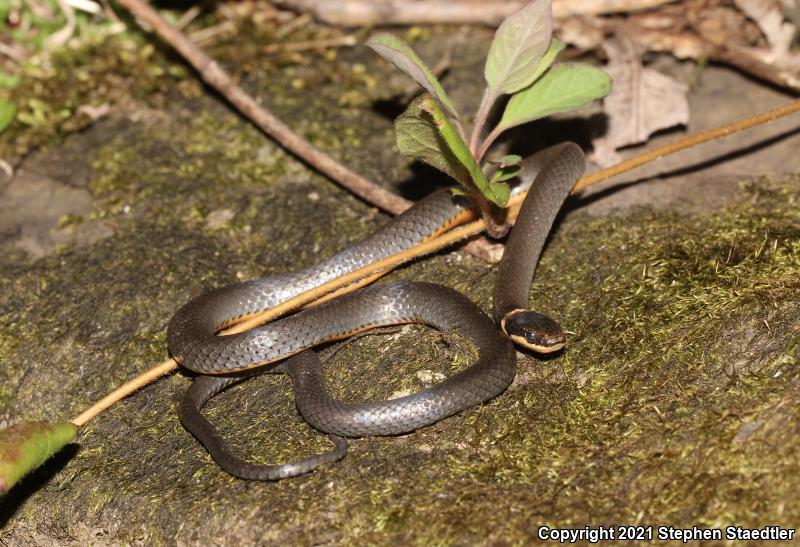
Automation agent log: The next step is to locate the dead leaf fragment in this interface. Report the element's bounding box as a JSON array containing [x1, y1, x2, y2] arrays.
[[557, 15, 605, 50], [734, 0, 796, 58], [78, 103, 110, 120], [591, 37, 689, 166]]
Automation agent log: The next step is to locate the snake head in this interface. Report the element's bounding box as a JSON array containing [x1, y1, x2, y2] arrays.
[[500, 309, 566, 353]]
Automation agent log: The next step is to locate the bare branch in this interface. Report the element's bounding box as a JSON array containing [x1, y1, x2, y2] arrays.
[[272, 0, 679, 26], [116, 0, 411, 215]]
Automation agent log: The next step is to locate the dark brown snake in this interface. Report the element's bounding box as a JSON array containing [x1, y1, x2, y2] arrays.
[[168, 142, 585, 480]]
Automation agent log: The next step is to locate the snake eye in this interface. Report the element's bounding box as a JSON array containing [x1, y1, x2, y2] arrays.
[[525, 331, 544, 345]]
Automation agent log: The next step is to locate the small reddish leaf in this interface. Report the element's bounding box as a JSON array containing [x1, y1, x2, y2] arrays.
[[0, 421, 77, 494]]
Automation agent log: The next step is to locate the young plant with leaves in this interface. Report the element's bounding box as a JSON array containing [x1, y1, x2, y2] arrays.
[[368, 0, 611, 236]]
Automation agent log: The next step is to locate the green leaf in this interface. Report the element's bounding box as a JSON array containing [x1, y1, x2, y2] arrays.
[[495, 165, 522, 182], [489, 154, 522, 166], [485, 0, 553, 96], [367, 33, 460, 119], [497, 64, 612, 133], [489, 164, 521, 184], [527, 38, 565, 87], [0, 72, 21, 89], [395, 97, 469, 186], [0, 421, 77, 494], [420, 97, 509, 206], [0, 101, 15, 133]]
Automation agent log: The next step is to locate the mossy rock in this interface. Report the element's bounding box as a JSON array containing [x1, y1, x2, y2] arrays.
[[2, 155, 798, 542], [0, 18, 798, 546]]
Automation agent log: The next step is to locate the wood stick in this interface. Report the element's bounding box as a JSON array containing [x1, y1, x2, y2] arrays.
[[115, 0, 411, 216], [272, 0, 678, 26]]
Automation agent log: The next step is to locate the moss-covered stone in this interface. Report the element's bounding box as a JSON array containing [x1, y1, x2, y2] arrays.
[[2, 164, 798, 543], [0, 13, 798, 546]]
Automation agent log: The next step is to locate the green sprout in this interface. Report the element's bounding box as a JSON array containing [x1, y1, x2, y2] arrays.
[[368, 0, 611, 234]]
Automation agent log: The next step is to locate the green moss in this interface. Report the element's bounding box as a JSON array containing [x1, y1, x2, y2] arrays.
[[0, 31, 199, 159]]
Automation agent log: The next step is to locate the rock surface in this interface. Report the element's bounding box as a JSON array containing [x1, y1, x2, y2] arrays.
[[0, 23, 798, 545]]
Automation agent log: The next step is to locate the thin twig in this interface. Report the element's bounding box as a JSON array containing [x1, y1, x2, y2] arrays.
[[0, 42, 26, 63], [46, 0, 77, 49], [0, 159, 14, 179], [68, 96, 800, 428], [175, 5, 201, 31], [275, 13, 313, 39], [187, 21, 236, 45], [71, 359, 177, 426], [711, 46, 800, 92], [272, 0, 679, 26], [66, 0, 101, 15], [98, 0, 121, 23], [115, 0, 411, 216], [476, 125, 503, 163]]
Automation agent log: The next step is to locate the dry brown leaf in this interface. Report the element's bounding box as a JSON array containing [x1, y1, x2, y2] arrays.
[[629, 28, 707, 58], [785, 0, 800, 26], [729, 0, 800, 88], [557, 15, 605, 50], [735, 0, 796, 58], [693, 5, 762, 48], [591, 37, 689, 167], [628, 8, 707, 58]]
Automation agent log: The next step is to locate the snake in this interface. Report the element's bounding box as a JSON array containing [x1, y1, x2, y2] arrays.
[[168, 142, 586, 480]]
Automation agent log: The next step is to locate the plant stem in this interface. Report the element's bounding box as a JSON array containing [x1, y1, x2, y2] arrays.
[[475, 125, 503, 163], [467, 89, 508, 233], [71, 359, 178, 427], [469, 88, 495, 155], [469, 186, 508, 238]]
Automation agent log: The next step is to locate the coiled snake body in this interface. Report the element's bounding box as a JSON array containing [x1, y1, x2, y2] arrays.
[[168, 143, 586, 480]]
